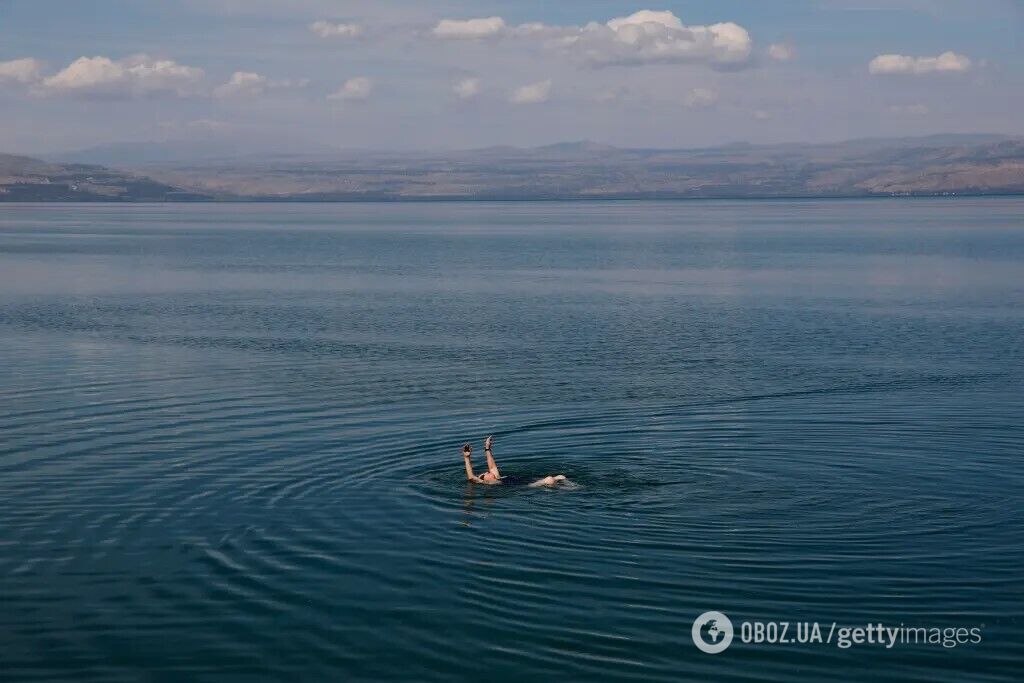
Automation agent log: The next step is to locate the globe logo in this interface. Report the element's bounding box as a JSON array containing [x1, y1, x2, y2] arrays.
[[692, 611, 734, 654]]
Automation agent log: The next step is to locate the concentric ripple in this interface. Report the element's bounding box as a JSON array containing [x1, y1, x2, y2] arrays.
[[1, 201, 1023, 682]]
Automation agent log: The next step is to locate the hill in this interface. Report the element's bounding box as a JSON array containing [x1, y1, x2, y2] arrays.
[[0, 154, 208, 201], [8, 135, 1024, 201], [129, 135, 1024, 200]]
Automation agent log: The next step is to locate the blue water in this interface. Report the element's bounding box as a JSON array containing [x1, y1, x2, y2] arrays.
[[0, 200, 1021, 682]]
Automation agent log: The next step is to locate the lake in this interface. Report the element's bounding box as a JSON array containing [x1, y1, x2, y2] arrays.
[[0, 200, 1021, 682]]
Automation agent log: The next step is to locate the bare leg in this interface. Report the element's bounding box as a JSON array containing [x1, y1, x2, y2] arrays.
[[483, 435, 500, 478]]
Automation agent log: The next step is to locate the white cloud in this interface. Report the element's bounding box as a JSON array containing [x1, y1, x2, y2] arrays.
[[753, 110, 771, 121], [0, 58, 43, 85], [213, 71, 307, 98], [328, 76, 372, 101], [590, 11, 752, 67], [889, 103, 930, 115], [38, 55, 204, 98], [310, 20, 363, 38], [522, 10, 752, 68], [215, 71, 268, 98], [768, 43, 795, 61], [684, 88, 718, 108], [509, 79, 551, 104], [869, 51, 971, 75], [453, 77, 482, 99], [431, 10, 753, 69], [432, 17, 506, 40]]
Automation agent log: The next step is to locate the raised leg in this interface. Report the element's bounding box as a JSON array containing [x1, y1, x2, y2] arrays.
[[483, 435, 500, 478]]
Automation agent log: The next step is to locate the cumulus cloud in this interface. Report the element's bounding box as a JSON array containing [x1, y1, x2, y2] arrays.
[[213, 71, 307, 98], [581, 10, 752, 67], [868, 51, 971, 75], [328, 76, 372, 101], [432, 17, 506, 40], [214, 71, 267, 98], [509, 79, 551, 104], [768, 43, 795, 61], [310, 20, 363, 39], [0, 58, 43, 85], [684, 87, 718, 108], [430, 10, 752, 69], [453, 77, 482, 99], [38, 55, 204, 98]]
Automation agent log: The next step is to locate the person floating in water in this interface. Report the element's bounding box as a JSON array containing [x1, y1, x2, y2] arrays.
[[462, 435, 567, 487]]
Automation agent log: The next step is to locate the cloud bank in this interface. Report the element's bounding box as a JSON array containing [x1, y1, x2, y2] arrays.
[[768, 43, 795, 62], [869, 51, 971, 75], [453, 77, 482, 99], [213, 71, 307, 98], [328, 76, 373, 101], [38, 55, 204, 98], [430, 10, 753, 68], [590, 10, 752, 67], [310, 21, 363, 39], [432, 17, 506, 40], [0, 58, 44, 85], [509, 79, 552, 104]]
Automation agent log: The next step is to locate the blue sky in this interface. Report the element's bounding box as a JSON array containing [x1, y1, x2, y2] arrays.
[[1, 0, 1021, 154]]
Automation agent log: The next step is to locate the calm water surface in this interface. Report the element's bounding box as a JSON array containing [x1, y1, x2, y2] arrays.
[[1, 200, 1022, 681]]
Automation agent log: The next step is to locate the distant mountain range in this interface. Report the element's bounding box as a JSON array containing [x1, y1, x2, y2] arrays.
[[5, 134, 1024, 201], [0, 154, 206, 201]]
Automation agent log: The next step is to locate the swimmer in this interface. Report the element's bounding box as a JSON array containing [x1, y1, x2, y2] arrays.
[[462, 435, 567, 487]]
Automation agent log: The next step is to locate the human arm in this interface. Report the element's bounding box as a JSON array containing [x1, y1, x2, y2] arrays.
[[463, 444, 486, 483]]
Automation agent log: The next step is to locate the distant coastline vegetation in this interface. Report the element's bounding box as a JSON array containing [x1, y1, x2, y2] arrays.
[[3, 134, 1023, 202]]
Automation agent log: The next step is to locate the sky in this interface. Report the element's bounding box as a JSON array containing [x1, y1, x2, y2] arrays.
[[1, 0, 1022, 154]]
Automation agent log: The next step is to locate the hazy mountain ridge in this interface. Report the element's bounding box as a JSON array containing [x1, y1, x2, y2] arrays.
[[135, 135, 1024, 200], [5, 135, 1024, 201], [0, 154, 206, 201]]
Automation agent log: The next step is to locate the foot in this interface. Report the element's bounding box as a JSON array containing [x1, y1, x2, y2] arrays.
[[484, 435, 493, 450], [462, 443, 472, 458]]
